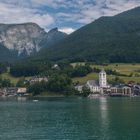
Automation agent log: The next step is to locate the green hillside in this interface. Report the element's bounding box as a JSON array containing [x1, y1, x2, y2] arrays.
[[72, 63, 140, 84], [1, 63, 139, 85], [38, 7, 140, 63]]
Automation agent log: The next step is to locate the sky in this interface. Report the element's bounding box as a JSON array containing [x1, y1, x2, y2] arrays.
[[0, 0, 140, 34]]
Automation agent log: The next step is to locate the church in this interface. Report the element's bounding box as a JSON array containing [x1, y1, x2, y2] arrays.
[[86, 69, 109, 93]]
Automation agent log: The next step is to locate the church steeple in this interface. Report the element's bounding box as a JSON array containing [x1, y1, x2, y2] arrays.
[[99, 69, 107, 88]]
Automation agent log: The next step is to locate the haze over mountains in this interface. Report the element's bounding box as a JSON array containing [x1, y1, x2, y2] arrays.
[[1, 6, 140, 63]]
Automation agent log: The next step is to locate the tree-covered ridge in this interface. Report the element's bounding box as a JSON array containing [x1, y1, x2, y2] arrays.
[[38, 6, 140, 63], [7, 61, 93, 96], [0, 44, 17, 62]]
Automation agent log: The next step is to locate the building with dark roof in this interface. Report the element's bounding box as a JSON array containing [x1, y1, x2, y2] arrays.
[[86, 80, 101, 93]]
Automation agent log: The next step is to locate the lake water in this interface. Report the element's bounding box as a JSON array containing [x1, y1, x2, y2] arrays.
[[0, 97, 140, 140]]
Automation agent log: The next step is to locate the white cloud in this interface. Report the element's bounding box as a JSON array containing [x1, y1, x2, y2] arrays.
[[0, 2, 54, 30], [59, 27, 75, 34], [30, 0, 70, 9], [55, 0, 140, 24], [0, 0, 140, 32]]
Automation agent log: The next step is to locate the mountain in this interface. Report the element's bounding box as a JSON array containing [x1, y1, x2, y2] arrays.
[[39, 27, 67, 48], [0, 44, 17, 62], [38, 7, 140, 63], [0, 23, 46, 56], [0, 23, 67, 61]]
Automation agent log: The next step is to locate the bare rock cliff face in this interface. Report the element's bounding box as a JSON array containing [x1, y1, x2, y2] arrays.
[[0, 23, 47, 56]]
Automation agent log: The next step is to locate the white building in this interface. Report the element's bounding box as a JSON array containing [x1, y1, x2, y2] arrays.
[[75, 85, 84, 93], [86, 80, 101, 93], [29, 77, 48, 85], [52, 64, 59, 69], [75, 69, 109, 94], [99, 69, 107, 88], [86, 69, 109, 94], [17, 88, 27, 94]]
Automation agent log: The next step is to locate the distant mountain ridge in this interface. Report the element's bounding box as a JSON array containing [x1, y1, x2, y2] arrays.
[[39, 27, 67, 48], [0, 23, 67, 61], [37, 6, 140, 63]]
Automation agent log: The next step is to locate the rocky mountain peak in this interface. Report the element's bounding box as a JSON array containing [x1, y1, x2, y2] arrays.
[[48, 27, 58, 33], [0, 23, 67, 57], [45, 27, 67, 46]]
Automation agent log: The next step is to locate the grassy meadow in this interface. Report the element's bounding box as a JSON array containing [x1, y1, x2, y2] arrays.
[[0, 72, 31, 85], [0, 63, 140, 85], [72, 63, 140, 84]]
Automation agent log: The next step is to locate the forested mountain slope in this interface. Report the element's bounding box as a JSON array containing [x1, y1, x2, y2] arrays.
[[38, 7, 140, 63]]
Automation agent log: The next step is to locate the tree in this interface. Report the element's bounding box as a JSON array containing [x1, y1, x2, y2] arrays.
[[81, 86, 91, 97], [10, 61, 52, 77], [0, 63, 7, 74], [0, 77, 12, 88], [47, 74, 73, 94], [71, 64, 92, 77], [28, 81, 48, 95], [109, 77, 125, 86], [16, 78, 27, 87], [28, 74, 74, 96]]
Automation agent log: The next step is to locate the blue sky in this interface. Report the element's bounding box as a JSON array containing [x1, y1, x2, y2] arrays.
[[0, 0, 140, 34]]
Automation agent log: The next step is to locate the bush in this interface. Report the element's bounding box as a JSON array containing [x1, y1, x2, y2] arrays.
[[71, 64, 92, 77]]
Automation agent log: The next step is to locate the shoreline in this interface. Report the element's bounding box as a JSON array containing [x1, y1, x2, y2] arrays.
[[0, 92, 139, 101]]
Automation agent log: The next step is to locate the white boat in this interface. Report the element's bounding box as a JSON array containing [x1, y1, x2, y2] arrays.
[[33, 100, 39, 102]]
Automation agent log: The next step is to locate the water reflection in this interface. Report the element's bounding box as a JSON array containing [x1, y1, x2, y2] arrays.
[[0, 98, 140, 139], [99, 97, 110, 139]]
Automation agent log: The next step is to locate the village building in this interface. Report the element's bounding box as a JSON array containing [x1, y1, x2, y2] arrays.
[[75, 85, 84, 93], [4, 87, 18, 96], [75, 69, 109, 94], [75, 68, 135, 97], [133, 85, 140, 95], [86, 69, 110, 94], [86, 80, 101, 93], [17, 88, 27, 96], [29, 76, 48, 85], [109, 85, 132, 96], [0, 89, 5, 96], [52, 64, 60, 69]]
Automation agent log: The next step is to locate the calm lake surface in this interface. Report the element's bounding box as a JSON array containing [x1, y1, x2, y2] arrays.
[[0, 97, 140, 140]]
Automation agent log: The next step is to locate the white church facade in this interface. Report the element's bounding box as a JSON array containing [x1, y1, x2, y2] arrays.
[[86, 80, 100, 93], [75, 68, 133, 96], [86, 69, 109, 93]]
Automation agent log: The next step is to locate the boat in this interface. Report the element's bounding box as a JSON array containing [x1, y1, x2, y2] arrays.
[[33, 100, 39, 102]]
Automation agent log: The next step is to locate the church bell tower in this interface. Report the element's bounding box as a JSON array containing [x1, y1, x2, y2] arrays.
[[99, 69, 107, 88]]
